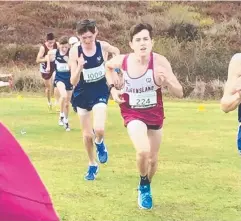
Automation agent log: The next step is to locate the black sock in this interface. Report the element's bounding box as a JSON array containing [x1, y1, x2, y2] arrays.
[[140, 175, 150, 186]]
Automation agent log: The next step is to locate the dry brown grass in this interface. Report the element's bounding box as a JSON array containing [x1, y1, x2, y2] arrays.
[[0, 1, 240, 99], [189, 79, 225, 100], [1, 65, 225, 100], [0, 66, 43, 92]]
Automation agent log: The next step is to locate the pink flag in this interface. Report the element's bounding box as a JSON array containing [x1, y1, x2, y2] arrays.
[[0, 122, 59, 221]]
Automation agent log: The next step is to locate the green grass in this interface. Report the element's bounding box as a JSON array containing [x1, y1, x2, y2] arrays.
[[0, 95, 240, 221]]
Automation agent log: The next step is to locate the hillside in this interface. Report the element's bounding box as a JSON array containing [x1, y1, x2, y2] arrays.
[[1, 1, 241, 97]]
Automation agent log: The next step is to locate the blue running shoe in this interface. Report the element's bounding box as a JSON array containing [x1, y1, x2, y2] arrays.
[[237, 124, 241, 155], [138, 184, 153, 209], [84, 165, 99, 181], [95, 140, 108, 164]]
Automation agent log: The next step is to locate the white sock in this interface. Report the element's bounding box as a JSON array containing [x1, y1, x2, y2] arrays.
[[95, 138, 103, 144], [89, 162, 98, 166], [64, 117, 68, 123], [60, 112, 64, 117]]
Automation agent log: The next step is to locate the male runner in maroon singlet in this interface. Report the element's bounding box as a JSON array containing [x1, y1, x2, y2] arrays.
[[105, 23, 183, 210], [36, 33, 58, 110]]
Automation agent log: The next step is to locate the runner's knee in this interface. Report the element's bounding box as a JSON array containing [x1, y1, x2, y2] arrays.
[[137, 149, 150, 160], [65, 101, 69, 109], [45, 83, 51, 89], [149, 155, 158, 168], [83, 132, 93, 144], [60, 92, 67, 100]]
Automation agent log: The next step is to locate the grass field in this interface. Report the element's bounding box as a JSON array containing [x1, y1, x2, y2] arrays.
[[0, 95, 240, 221]]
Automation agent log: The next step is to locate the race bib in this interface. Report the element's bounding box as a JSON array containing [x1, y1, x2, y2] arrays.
[[83, 64, 105, 83], [57, 63, 69, 72], [40, 63, 48, 73], [129, 91, 157, 109]]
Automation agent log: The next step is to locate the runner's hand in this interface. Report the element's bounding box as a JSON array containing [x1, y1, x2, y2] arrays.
[[111, 88, 125, 104], [77, 53, 86, 68]]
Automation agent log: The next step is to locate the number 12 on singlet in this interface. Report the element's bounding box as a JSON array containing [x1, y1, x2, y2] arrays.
[[129, 91, 157, 109]]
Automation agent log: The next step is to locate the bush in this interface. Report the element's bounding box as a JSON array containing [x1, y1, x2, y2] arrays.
[[167, 23, 201, 42], [0, 66, 44, 92], [154, 37, 233, 82], [0, 44, 39, 65], [0, 1, 240, 99]]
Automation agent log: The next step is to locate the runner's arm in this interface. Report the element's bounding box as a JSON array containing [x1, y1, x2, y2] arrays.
[[46, 49, 57, 72], [105, 55, 125, 103], [155, 55, 183, 98], [36, 46, 47, 64], [100, 41, 120, 57], [220, 54, 241, 113], [105, 55, 124, 86], [101, 41, 123, 88], [69, 47, 84, 86]]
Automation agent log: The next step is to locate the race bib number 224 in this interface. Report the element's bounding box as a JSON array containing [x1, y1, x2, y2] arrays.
[[129, 91, 157, 109]]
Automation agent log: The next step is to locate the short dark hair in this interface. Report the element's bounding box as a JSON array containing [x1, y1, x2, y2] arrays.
[[76, 19, 96, 35], [59, 36, 69, 45], [129, 23, 153, 41], [46, 32, 55, 41]]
